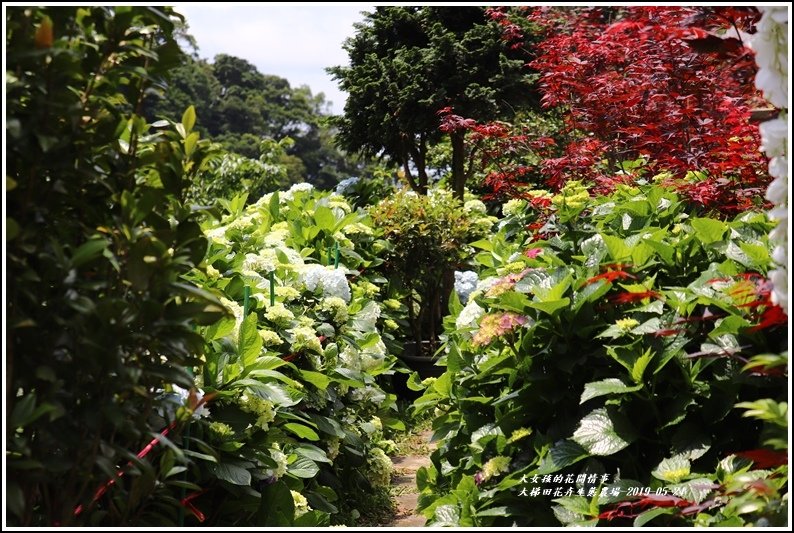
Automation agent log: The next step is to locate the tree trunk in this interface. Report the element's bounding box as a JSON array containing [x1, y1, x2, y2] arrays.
[[451, 130, 466, 200]]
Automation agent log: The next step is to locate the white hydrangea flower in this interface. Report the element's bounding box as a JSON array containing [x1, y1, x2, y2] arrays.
[[349, 385, 386, 406], [281, 182, 314, 202], [277, 246, 305, 268], [456, 300, 484, 332], [242, 250, 277, 274], [454, 270, 479, 304], [353, 301, 381, 332], [160, 385, 210, 420], [301, 265, 351, 303], [359, 338, 387, 372], [751, 7, 788, 108], [205, 225, 229, 245], [263, 228, 289, 246]]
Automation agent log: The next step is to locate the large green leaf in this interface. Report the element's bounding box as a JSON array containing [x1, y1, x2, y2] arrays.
[[207, 462, 251, 486], [580, 378, 642, 404], [691, 217, 726, 244], [433, 504, 461, 526], [572, 408, 636, 456], [238, 313, 263, 367], [288, 456, 320, 478], [314, 205, 336, 231], [528, 298, 569, 316], [601, 233, 632, 261], [537, 440, 589, 474], [651, 455, 691, 483], [299, 369, 331, 390], [283, 422, 320, 441]]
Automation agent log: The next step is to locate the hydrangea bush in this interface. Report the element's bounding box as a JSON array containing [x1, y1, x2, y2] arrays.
[[173, 186, 404, 525], [414, 183, 787, 526]]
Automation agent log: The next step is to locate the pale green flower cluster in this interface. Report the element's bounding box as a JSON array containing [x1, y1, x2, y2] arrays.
[[327, 438, 341, 461], [321, 296, 349, 324], [239, 393, 276, 430], [456, 300, 484, 332], [383, 298, 402, 311], [258, 329, 282, 347], [206, 264, 221, 280], [502, 198, 527, 217], [615, 318, 639, 331], [357, 280, 380, 297], [367, 447, 393, 488], [552, 180, 590, 210], [508, 427, 532, 444], [266, 446, 288, 480], [327, 193, 353, 214], [464, 199, 487, 214], [289, 325, 323, 354], [265, 302, 295, 326], [209, 421, 234, 439], [275, 285, 301, 301], [342, 222, 374, 236], [291, 490, 312, 517], [482, 456, 511, 481]]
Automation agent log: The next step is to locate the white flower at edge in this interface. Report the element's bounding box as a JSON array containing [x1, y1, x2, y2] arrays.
[[751, 6, 789, 316]]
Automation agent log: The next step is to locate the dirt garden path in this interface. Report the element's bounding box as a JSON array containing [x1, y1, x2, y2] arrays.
[[385, 429, 435, 527]]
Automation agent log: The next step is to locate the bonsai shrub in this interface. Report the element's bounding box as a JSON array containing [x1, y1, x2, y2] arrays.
[[370, 189, 495, 351]]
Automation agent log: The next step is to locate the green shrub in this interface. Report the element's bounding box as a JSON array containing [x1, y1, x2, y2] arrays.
[[6, 7, 224, 525]]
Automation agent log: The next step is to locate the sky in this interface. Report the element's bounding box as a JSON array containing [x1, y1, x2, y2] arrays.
[[176, 3, 374, 114]]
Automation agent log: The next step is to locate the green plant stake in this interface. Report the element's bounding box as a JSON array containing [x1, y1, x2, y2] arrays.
[[334, 241, 340, 269], [269, 271, 275, 306], [243, 285, 251, 318]]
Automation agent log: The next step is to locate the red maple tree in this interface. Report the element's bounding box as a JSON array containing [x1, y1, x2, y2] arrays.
[[474, 6, 771, 214]]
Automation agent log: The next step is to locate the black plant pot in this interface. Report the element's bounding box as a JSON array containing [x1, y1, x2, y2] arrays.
[[392, 340, 446, 401]]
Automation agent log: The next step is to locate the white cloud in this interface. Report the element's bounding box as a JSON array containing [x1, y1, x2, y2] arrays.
[[175, 3, 372, 113]]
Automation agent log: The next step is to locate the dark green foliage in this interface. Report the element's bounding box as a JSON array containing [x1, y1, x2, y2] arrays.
[[145, 54, 359, 190], [329, 6, 540, 196], [6, 6, 224, 525]]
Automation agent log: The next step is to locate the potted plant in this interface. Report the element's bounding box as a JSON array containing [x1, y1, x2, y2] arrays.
[[370, 188, 494, 372]]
